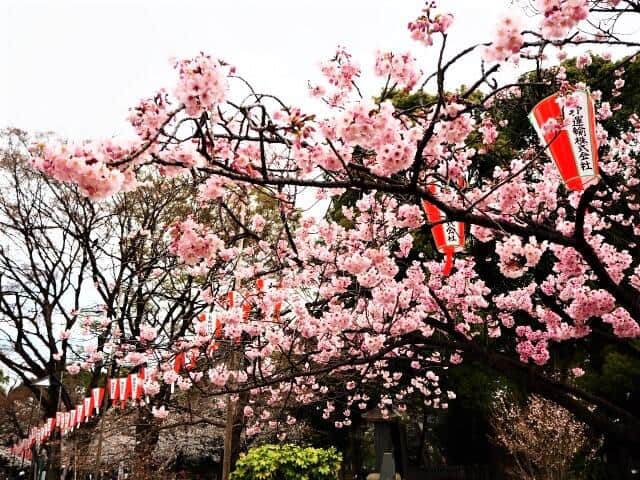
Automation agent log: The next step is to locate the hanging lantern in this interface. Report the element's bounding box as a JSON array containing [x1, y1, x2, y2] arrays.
[[422, 184, 466, 276], [76, 404, 84, 426], [173, 351, 186, 373], [47, 417, 56, 434], [92, 386, 105, 413], [171, 352, 187, 393], [227, 290, 235, 308], [528, 89, 599, 191], [83, 397, 93, 422], [118, 377, 130, 409], [185, 348, 200, 370], [207, 315, 223, 352], [129, 373, 141, 403], [62, 412, 70, 435], [69, 409, 77, 431], [108, 377, 120, 407]]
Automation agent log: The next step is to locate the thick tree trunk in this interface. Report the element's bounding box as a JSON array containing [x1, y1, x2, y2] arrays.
[[229, 388, 249, 470]]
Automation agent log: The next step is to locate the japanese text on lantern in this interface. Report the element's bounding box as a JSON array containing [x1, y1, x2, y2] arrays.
[[570, 104, 592, 174], [445, 222, 459, 244]]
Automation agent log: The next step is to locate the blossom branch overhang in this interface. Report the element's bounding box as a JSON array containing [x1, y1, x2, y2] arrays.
[[188, 163, 580, 249]]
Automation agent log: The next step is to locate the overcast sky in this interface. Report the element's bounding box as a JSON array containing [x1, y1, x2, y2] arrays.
[[0, 0, 529, 140]]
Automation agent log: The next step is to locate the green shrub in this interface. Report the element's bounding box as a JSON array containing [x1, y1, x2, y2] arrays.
[[230, 443, 342, 480]]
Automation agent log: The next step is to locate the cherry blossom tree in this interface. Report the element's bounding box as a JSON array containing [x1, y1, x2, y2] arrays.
[[25, 0, 640, 460], [490, 394, 597, 480]]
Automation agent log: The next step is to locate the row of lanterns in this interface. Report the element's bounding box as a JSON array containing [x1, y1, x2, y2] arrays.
[[10, 361, 183, 460], [10, 386, 105, 460], [423, 88, 599, 274], [10, 284, 283, 460]]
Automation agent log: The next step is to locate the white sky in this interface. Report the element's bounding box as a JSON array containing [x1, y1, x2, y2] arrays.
[[1, 0, 525, 140]]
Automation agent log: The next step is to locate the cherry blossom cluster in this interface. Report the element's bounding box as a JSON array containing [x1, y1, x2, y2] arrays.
[[482, 16, 524, 63], [173, 53, 229, 117], [316, 47, 362, 106], [167, 218, 225, 265], [407, 2, 454, 46], [128, 89, 172, 140], [374, 51, 422, 90], [31, 141, 138, 200], [536, 0, 589, 40]]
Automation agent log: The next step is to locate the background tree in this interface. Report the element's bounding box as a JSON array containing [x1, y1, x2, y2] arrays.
[[490, 394, 597, 480]]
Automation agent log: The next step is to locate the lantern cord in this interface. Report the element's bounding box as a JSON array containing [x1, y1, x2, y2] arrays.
[[443, 250, 454, 276]]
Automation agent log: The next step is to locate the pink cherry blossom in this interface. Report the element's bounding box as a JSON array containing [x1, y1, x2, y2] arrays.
[[139, 324, 158, 342], [173, 54, 228, 118], [483, 16, 524, 63], [152, 406, 169, 420]]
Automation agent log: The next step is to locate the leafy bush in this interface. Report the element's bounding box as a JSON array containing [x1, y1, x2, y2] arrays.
[[230, 443, 342, 480]]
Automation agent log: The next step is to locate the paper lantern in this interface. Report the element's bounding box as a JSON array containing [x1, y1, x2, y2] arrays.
[[207, 315, 223, 353], [62, 412, 70, 434], [69, 410, 77, 430], [173, 351, 186, 372], [108, 377, 120, 407], [92, 386, 105, 413], [186, 348, 200, 370], [227, 290, 236, 308], [118, 377, 130, 409], [47, 417, 56, 434], [83, 397, 93, 422], [129, 373, 141, 403], [422, 184, 465, 276], [528, 89, 599, 191], [76, 403, 84, 422]]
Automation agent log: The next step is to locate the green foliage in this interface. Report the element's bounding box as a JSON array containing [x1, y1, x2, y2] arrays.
[[578, 346, 640, 412], [230, 444, 342, 480]]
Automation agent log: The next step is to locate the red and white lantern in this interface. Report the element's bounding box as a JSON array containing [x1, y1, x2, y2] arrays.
[[69, 409, 76, 430], [528, 89, 599, 191], [422, 184, 466, 276], [76, 404, 84, 424], [62, 412, 70, 435], [47, 417, 56, 434], [129, 373, 142, 403], [108, 377, 120, 407], [119, 377, 130, 409], [173, 351, 186, 373], [92, 387, 105, 414], [83, 396, 93, 422]]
